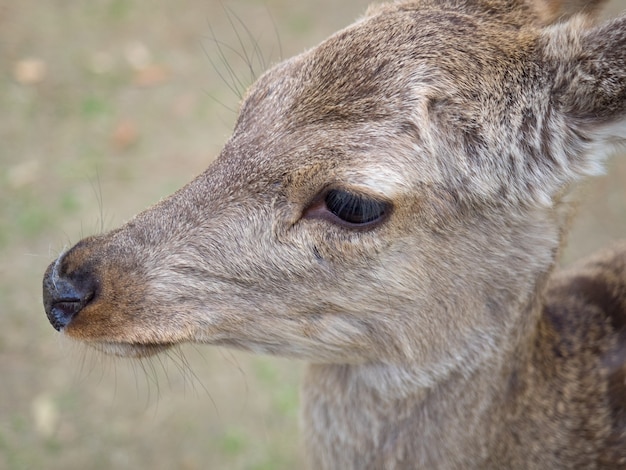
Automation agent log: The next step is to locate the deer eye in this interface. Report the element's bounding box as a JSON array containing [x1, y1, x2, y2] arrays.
[[302, 188, 391, 228], [325, 189, 387, 225], [302, 188, 390, 228]]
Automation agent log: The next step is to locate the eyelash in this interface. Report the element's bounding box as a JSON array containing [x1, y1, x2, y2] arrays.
[[303, 188, 391, 228]]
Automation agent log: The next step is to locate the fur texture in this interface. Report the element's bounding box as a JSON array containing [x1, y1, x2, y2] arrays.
[[43, 0, 626, 468]]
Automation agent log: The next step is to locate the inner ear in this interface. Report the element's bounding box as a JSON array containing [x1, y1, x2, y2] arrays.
[[547, 15, 626, 143]]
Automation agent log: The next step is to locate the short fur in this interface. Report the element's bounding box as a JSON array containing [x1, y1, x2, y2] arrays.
[[43, 0, 626, 468]]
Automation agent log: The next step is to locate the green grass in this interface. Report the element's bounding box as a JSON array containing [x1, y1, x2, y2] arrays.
[[219, 427, 248, 455]]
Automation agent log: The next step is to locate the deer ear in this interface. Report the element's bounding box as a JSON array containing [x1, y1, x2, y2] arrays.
[[543, 15, 626, 181], [530, 0, 609, 24]]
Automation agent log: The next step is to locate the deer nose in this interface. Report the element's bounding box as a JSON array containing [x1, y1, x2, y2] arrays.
[[43, 256, 96, 331]]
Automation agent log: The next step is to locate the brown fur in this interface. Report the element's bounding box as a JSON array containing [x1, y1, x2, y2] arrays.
[[43, 0, 626, 468]]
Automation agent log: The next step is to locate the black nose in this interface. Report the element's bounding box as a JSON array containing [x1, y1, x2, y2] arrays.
[[43, 256, 96, 331]]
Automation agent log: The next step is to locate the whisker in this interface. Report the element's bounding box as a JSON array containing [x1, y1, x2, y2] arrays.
[[202, 87, 238, 115], [88, 167, 106, 235], [224, 6, 266, 81], [265, 6, 284, 61], [204, 24, 246, 99], [218, 347, 249, 416], [223, 5, 256, 83]]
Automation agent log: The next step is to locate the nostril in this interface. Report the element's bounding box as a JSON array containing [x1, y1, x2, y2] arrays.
[[49, 298, 91, 331], [43, 257, 97, 331], [49, 301, 79, 331]]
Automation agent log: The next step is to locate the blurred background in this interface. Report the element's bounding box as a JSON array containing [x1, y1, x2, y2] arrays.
[[1, 1, 625, 469]]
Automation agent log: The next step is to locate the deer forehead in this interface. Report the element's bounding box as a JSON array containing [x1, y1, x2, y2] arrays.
[[224, 3, 554, 210], [239, 5, 539, 127], [289, 7, 537, 113]]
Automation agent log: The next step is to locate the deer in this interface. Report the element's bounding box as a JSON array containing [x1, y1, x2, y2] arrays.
[[42, 0, 625, 467]]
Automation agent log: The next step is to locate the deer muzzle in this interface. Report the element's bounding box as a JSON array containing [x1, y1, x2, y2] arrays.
[[43, 249, 98, 331]]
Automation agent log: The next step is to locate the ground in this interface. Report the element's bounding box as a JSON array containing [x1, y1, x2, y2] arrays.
[[0, 1, 624, 469]]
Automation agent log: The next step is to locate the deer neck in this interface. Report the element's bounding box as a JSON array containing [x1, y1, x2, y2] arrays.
[[301, 298, 543, 469]]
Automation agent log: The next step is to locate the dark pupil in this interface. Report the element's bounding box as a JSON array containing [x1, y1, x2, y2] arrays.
[[324, 189, 386, 225]]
